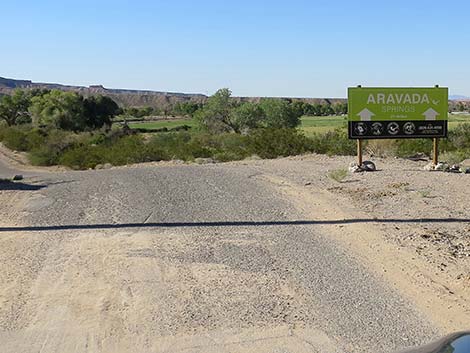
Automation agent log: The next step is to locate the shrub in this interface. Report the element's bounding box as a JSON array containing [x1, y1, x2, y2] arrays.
[[440, 150, 469, 165], [395, 138, 433, 158], [365, 139, 397, 157], [309, 128, 356, 156], [29, 130, 77, 166], [101, 135, 148, 165], [215, 133, 250, 160], [248, 128, 312, 159], [149, 132, 197, 161], [58, 145, 104, 169], [448, 123, 470, 150], [1, 126, 29, 151]]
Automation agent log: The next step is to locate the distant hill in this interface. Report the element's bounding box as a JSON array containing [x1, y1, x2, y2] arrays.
[[0, 76, 346, 109], [450, 94, 470, 101], [0, 76, 208, 109]]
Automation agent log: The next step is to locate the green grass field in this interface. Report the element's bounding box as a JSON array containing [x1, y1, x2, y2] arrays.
[[300, 116, 347, 136], [448, 113, 470, 129], [123, 113, 470, 135]]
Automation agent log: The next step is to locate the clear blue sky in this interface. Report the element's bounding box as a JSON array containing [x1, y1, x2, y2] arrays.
[[2, 0, 470, 97]]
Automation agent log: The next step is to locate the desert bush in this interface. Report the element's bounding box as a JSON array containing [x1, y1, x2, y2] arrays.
[[1, 126, 29, 151], [447, 123, 470, 150], [29, 129, 78, 165], [58, 145, 103, 169], [365, 139, 398, 157], [0, 125, 48, 151], [395, 138, 433, 158], [149, 132, 204, 161], [248, 128, 312, 159], [440, 150, 469, 165], [100, 135, 148, 165], [309, 128, 356, 156]]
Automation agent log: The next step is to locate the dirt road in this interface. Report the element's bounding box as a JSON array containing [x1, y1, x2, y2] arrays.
[[0, 153, 468, 352]]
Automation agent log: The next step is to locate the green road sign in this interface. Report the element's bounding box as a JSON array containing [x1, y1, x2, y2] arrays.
[[348, 87, 448, 139]]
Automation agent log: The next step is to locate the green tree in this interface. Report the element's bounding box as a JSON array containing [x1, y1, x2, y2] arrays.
[[124, 106, 154, 118], [230, 102, 265, 132], [302, 103, 315, 116], [259, 98, 302, 129], [321, 104, 335, 116], [195, 88, 238, 133], [291, 101, 306, 118], [333, 102, 347, 115], [30, 90, 87, 131], [0, 90, 32, 126], [83, 95, 120, 129], [173, 102, 202, 117]]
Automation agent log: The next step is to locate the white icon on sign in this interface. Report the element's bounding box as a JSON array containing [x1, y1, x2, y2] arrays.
[[403, 122, 416, 135], [354, 122, 367, 136], [387, 122, 400, 135], [371, 122, 384, 135]]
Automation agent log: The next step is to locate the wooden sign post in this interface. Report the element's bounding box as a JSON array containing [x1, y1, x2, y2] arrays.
[[433, 137, 439, 165], [357, 139, 363, 166]]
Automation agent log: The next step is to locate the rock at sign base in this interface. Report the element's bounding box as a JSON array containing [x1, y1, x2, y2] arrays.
[[434, 162, 449, 171], [348, 163, 363, 173], [13, 175, 23, 181], [361, 161, 376, 172]]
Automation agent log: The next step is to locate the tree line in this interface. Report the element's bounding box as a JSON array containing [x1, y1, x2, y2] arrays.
[[122, 94, 347, 120], [0, 89, 120, 131], [0, 88, 347, 133]]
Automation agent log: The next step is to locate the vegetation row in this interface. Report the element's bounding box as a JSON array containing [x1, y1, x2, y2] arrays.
[[0, 88, 469, 170]]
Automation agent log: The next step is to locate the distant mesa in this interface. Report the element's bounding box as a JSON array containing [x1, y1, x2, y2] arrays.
[[0, 76, 208, 108], [2, 76, 466, 110], [0, 76, 348, 108], [89, 85, 106, 90]]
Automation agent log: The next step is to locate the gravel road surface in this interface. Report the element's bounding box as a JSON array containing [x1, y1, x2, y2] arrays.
[[0, 160, 440, 353]]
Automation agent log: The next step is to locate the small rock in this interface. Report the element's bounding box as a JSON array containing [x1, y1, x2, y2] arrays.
[[348, 163, 363, 173], [448, 164, 461, 173], [13, 175, 23, 181], [361, 161, 376, 172], [95, 164, 104, 170], [171, 159, 185, 164], [434, 162, 449, 171], [103, 163, 113, 169]]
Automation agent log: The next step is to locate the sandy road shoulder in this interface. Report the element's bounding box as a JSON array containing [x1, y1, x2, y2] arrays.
[[246, 157, 469, 332]]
